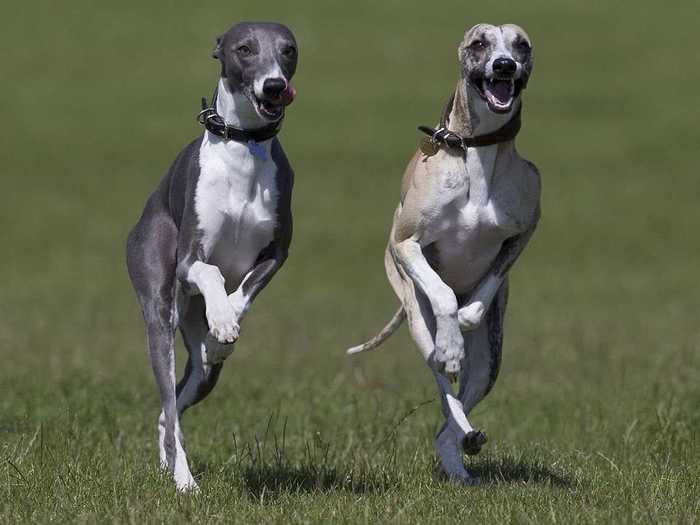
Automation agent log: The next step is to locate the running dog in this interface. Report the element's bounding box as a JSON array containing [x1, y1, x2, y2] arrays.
[[126, 22, 298, 491], [348, 23, 540, 484]]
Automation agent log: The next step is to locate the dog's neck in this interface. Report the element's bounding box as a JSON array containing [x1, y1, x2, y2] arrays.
[[448, 78, 520, 138], [215, 78, 270, 131], [449, 79, 519, 204]]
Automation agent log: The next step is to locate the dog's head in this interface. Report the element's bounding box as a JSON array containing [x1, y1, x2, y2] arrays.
[[213, 22, 298, 122], [458, 24, 533, 114]]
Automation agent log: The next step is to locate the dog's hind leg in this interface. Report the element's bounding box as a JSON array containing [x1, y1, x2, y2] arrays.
[[127, 195, 197, 492], [457, 279, 508, 456], [175, 295, 226, 417]]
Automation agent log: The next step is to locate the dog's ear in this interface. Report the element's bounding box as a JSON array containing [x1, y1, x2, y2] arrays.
[[458, 42, 467, 65], [212, 36, 223, 60], [457, 32, 470, 65]]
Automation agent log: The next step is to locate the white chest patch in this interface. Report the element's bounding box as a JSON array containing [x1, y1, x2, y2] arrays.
[[434, 145, 518, 294], [195, 133, 278, 291]]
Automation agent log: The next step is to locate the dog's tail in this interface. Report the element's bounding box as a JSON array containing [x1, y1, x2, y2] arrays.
[[346, 307, 406, 355]]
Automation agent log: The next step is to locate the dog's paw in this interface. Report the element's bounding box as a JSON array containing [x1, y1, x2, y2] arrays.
[[435, 321, 464, 377], [204, 337, 235, 364], [436, 468, 481, 486], [462, 430, 488, 456], [458, 301, 485, 331], [174, 472, 199, 493], [205, 298, 240, 344]]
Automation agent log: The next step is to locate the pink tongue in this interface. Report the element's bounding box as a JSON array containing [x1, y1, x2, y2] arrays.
[[490, 80, 511, 103], [280, 84, 297, 106]]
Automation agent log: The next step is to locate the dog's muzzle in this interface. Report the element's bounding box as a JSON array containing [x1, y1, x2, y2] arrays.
[[469, 57, 525, 113], [471, 57, 524, 114], [255, 79, 297, 120]]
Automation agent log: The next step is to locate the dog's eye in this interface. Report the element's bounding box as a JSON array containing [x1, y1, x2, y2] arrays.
[[469, 40, 486, 50], [516, 40, 531, 52], [237, 45, 252, 57], [282, 46, 297, 58]]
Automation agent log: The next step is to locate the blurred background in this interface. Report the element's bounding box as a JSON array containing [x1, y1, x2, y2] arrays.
[[1, 0, 698, 522]]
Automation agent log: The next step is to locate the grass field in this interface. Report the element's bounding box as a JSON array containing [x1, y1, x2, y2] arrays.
[[1, 0, 699, 522]]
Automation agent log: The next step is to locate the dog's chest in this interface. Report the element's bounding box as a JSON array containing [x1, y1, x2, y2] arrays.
[[437, 199, 513, 268], [196, 136, 278, 287], [441, 147, 522, 240], [434, 147, 523, 292]]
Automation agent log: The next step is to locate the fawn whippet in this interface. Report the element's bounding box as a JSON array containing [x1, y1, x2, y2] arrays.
[[348, 23, 540, 484]]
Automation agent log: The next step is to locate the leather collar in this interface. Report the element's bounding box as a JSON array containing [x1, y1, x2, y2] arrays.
[[197, 84, 283, 143], [418, 93, 521, 152]]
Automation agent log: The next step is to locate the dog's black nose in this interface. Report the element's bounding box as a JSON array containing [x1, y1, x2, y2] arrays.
[[493, 57, 517, 77], [262, 78, 287, 97]]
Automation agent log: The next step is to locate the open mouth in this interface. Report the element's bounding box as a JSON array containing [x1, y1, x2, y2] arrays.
[[255, 97, 285, 120], [473, 77, 521, 114], [253, 85, 297, 121]]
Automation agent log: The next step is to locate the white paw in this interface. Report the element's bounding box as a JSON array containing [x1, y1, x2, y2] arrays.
[[205, 297, 240, 344], [175, 473, 199, 493], [458, 301, 486, 331], [435, 319, 465, 375]]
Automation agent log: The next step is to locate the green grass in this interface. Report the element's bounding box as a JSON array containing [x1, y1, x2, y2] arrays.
[[1, 0, 699, 522]]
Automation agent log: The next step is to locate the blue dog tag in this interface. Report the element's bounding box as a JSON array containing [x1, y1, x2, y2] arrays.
[[247, 140, 268, 161]]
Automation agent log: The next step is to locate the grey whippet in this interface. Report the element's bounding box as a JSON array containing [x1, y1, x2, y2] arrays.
[[348, 23, 540, 484], [126, 22, 298, 491]]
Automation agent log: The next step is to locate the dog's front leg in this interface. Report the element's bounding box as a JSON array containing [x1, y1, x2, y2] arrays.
[[228, 245, 287, 321], [392, 238, 463, 376], [179, 260, 239, 344], [458, 223, 537, 331]]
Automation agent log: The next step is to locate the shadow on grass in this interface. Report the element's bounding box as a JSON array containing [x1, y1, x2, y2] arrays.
[[468, 456, 572, 488], [240, 462, 395, 497], [197, 456, 571, 497], [191, 458, 396, 497]]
